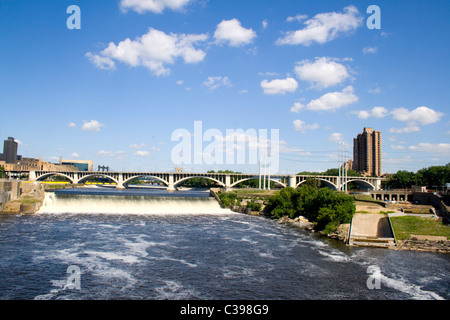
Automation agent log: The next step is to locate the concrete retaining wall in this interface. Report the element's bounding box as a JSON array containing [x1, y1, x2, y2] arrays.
[[0, 180, 22, 212], [412, 192, 450, 221]]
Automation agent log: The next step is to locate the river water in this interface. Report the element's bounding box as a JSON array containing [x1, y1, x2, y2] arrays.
[[0, 188, 448, 300]]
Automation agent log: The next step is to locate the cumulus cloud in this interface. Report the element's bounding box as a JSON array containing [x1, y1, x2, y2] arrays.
[[119, 0, 192, 14], [290, 86, 358, 112], [67, 122, 76, 128], [260, 77, 298, 95], [276, 6, 363, 46], [286, 14, 308, 23], [81, 120, 104, 132], [389, 106, 444, 133], [85, 52, 116, 70], [352, 106, 388, 119], [134, 150, 150, 157], [86, 28, 208, 76], [97, 150, 125, 159], [214, 19, 257, 47], [293, 120, 319, 133], [262, 20, 268, 29], [329, 132, 344, 142], [409, 143, 450, 154], [363, 46, 378, 54], [71, 152, 80, 158], [130, 143, 147, 149], [390, 145, 405, 150], [391, 106, 443, 126], [389, 125, 421, 134], [294, 57, 350, 88], [203, 76, 232, 90]]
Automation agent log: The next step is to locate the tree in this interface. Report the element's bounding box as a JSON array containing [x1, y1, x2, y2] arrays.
[[265, 185, 355, 234]]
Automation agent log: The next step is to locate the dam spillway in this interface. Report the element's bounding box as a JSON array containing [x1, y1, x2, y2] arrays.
[[37, 188, 232, 215]]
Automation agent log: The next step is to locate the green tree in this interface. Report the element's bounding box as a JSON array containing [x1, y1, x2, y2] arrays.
[[266, 185, 355, 234]]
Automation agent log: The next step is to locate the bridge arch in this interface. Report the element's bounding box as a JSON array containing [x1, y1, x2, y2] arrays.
[[77, 174, 119, 185], [122, 175, 169, 187], [230, 177, 287, 188], [296, 178, 337, 190], [174, 176, 226, 188], [35, 172, 75, 183], [345, 179, 375, 190]]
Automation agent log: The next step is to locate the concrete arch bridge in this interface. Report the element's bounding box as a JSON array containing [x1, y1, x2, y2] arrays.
[[27, 170, 384, 191]]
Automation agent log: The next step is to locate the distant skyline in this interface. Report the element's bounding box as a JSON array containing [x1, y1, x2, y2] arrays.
[[1, 0, 449, 174]]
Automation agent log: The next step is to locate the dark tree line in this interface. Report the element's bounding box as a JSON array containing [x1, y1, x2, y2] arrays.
[[384, 163, 450, 189]]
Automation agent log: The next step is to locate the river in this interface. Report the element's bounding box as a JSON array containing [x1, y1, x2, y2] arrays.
[[0, 188, 448, 300]]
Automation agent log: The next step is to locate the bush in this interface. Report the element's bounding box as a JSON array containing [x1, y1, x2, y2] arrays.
[[246, 201, 262, 212], [266, 185, 355, 234], [217, 191, 241, 207]]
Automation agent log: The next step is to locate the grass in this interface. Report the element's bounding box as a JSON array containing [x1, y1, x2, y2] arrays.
[[390, 216, 450, 240], [353, 194, 386, 206]]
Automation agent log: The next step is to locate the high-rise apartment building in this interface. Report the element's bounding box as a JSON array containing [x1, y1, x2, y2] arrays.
[[353, 128, 382, 177], [2, 137, 18, 164]]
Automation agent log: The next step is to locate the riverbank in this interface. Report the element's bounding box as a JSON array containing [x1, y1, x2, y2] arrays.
[[211, 188, 450, 254]]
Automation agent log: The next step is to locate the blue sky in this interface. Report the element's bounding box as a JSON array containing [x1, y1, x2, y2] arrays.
[[0, 0, 449, 174]]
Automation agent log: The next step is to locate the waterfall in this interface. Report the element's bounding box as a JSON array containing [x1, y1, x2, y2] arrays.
[[37, 191, 232, 215]]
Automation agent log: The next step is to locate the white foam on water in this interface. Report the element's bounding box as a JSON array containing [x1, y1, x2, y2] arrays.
[[154, 280, 201, 300], [37, 192, 234, 215], [370, 268, 444, 300], [318, 249, 350, 263]]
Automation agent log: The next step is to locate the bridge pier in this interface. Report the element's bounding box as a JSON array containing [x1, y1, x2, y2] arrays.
[[288, 175, 296, 188], [29, 171, 37, 181], [167, 174, 176, 191], [116, 173, 125, 189]]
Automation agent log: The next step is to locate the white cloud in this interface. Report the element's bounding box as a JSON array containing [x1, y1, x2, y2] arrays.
[[260, 77, 298, 95], [390, 145, 405, 150], [368, 87, 382, 94], [293, 119, 319, 133], [67, 122, 76, 128], [276, 6, 363, 46], [290, 85, 358, 112], [329, 132, 344, 142], [203, 76, 232, 90], [279, 140, 310, 155], [262, 20, 268, 29], [389, 125, 421, 134], [97, 150, 125, 159], [71, 152, 80, 158], [119, 0, 192, 14], [391, 106, 444, 126], [286, 14, 308, 23], [87, 28, 208, 76], [130, 143, 147, 149], [363, 46, 378, 54], [409, 143, 450, 154], [352, 106, 388, 119], [389, 106, 444, 134], [134, 150, 150, 157], [81, 120, 104, 132], [85, 52, 116, 70], [294, 57, 350, 88], [214, 19, 257, 47]]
